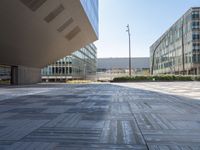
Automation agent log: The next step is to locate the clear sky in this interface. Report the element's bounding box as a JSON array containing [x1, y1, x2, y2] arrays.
[[94, 0, 200, 58]]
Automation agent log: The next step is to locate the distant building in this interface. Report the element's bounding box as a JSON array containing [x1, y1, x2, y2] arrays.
[[41, 44, 97, 82], [150, 7, 200, 75], [97, 57, 150, 81]]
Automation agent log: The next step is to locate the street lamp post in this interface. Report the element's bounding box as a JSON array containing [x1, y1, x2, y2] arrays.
[[126, 24, 132, 76]]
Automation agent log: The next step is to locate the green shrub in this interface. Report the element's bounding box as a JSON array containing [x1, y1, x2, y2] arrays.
[[112, 75, 198, 82], [195, 76, 200, 81]]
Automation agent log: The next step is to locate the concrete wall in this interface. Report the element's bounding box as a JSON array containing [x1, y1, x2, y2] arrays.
[[11, 66, 41, 85], [0, 0, 98, 68], [0, 0, 98, 85]]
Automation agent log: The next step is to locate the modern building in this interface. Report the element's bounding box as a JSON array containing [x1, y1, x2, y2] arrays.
[[150, 7, 200, 75], [0, 0, 98, 84], [42, 43, 97, 81], [97, 57, 150, 81], [0, 65, 11, 85]]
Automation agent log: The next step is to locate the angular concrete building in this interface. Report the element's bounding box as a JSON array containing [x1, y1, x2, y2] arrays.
[[0, 0, 98, 84]]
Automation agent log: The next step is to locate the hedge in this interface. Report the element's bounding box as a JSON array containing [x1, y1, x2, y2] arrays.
[[112, 75, 200, 82]]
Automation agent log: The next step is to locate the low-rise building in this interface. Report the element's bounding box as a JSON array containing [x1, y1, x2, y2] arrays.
[[97, 57, 150, 81]]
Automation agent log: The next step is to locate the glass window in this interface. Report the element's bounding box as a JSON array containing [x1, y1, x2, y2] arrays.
[[193, 54, 197, 63], [198, 54, 200, 63], [193, 34, 200, 40], [192, 11, 199, 19], [192, 21, 200, 29], [80, 0, 99, 36]]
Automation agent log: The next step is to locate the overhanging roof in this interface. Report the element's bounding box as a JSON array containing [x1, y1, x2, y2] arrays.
[[0, 0, 98, 68]]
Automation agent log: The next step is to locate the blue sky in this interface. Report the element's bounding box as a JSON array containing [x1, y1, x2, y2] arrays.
[[95, 0, 200, 58]]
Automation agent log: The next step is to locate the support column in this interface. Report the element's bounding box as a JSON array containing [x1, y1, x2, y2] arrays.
[[11, 65, 41, 85], [197, 67, 200, 75], [11, 66, 18, 85], [186, 70, 189, 75]]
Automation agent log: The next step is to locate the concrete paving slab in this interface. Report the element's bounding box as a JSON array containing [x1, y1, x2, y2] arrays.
[[0, 83, 199, 149]]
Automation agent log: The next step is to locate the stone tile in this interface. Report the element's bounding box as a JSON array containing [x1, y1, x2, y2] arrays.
[[0, 83, 200, 149]]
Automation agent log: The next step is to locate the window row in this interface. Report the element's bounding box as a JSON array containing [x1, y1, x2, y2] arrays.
[[193, 34, 200, 40], [192, 11, 199, 19], [192, 21, 200, 29]]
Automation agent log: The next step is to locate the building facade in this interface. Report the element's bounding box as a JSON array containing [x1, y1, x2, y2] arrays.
[[0, 0, 98, 85], [150, 7, 200, 75], [0, 65, 11, 85], [42, 44, 97, 82], [80, 0, 99, 36], [97, 57, 150, 81]]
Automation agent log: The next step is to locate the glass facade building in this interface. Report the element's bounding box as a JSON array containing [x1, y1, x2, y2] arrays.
[[41, 44, 97, 81], [80, 0, 99, 36], [150, 7, 200, 75], [0, 65, 11, 84]]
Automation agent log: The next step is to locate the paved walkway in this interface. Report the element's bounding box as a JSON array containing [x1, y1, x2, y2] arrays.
[[0, 83, 200, 149], [114, 82, 200, 100]]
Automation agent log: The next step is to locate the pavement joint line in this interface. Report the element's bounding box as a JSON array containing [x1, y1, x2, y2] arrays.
[[127, 101, 150, 150]]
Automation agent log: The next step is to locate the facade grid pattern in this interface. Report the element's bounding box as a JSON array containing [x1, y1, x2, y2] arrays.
[[41, 44, 97, 81], [150, 7, 200, 75]]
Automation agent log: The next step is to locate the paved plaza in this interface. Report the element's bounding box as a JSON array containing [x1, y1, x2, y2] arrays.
[[115, 82, 200, 100], [0, 83, 200, 149]]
